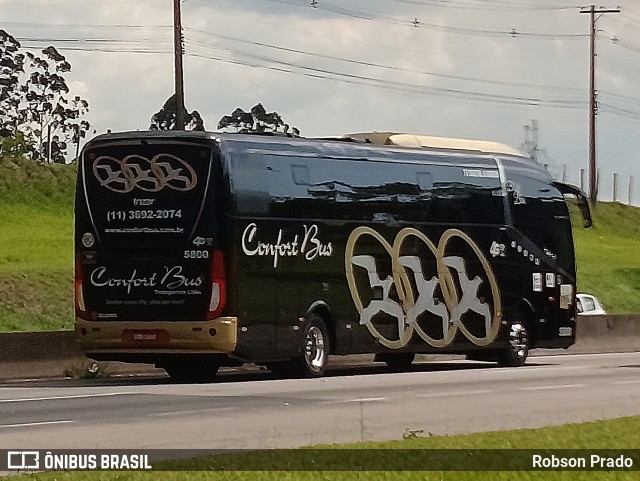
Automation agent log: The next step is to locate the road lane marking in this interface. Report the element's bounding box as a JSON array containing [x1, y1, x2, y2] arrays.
[[520, 384, 586, 391], [151, 407, 238, 416], [0, 420, 74, 429], [538, 352, 640, 359], [512, 365, 592, 372], [417, 389, 491, 398], [611, 380, 640, 385], [0, 392, 135, 404], [348, 397, 386, 403]]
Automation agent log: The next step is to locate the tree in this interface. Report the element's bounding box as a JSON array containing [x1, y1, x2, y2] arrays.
[[0, 29, 91, 162], [217, 103, 299, 136], [0, 30, 25, 140], [149, 94, 205, 131], [20, 46, 90, 162]]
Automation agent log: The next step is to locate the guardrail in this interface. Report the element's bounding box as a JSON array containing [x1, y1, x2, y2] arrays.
[[0, 315, 638, 382], [0, 331, 163, 381], [570, 314, 640, 353]]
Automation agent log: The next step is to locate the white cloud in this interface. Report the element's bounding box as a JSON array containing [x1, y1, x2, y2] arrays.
[[2, 0, 640, 203]]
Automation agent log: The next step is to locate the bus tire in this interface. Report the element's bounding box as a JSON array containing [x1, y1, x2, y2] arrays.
[[296, 314, 330, 378], [374, 352, 415, 370], [162, 358, 220, 382], [498, 318, 530, 367]]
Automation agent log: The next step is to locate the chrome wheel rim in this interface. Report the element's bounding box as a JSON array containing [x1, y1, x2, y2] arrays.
[[305, 325, 326, 372], [509, 322, 528, 360]]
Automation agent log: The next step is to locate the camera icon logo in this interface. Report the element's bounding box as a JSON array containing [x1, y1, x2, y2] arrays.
[[7, 451, 40, 470]]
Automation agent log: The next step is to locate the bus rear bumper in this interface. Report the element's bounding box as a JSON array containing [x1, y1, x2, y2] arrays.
[[75, 317, 238, 355]]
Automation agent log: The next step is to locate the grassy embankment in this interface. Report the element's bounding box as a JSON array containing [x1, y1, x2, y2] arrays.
[[0, 155, 75, 332], [0, 154, 639, 332], [10, 415, 640, 480], [572, 202, 640, 313]]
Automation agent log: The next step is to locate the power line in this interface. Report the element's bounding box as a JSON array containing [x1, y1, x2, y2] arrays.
[[31, 39, 640, 123], [599, 54, 640, 77], [187, 50, 582, 109], [2, 21, 171, 29], [624, 5, 640, 22], [11, 5, 640, 124], [186, 27, 585, 95], [186, 39, 586, 109], [20, 43, 171, 54], [187, 1, 586, 59], [599, 103, 640, 122], [1, 0, 153, 3], [243, 0, 588, 39], [605, 15, 640, 35], [612, 38, 640, 56], [385, 0, 580, 11], [17, 37, 172, 44], [26, 30, 638, 117]]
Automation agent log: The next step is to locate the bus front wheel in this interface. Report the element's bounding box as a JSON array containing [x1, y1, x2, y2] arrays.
[[296, 314, 330, 378], [498, 320, 530, 367]]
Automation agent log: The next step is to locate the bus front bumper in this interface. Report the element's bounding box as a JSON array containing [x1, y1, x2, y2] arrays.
[[75, 317, 238, 354]]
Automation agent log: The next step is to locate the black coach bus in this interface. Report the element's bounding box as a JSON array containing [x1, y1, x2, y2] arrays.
[[74, 131, 592, 380]]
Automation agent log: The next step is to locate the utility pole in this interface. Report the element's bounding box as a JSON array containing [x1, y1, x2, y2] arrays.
[[173, 0, 186, 130], [580, 5, 620, 204]]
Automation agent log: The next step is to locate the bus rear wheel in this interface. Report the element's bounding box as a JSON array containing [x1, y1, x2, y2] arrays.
[[296, 314, 330, 378], [498, 320, 529, 367]]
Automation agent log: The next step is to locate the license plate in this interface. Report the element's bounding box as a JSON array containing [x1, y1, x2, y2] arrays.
[[559, 327, 573, 337], [122, 329, 169, 343]]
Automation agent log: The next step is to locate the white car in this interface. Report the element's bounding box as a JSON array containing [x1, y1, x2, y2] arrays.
[[576, 293, 607, 316]]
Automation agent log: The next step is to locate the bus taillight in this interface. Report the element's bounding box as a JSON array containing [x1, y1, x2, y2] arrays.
[[207, 249, 226, 319], [74, 252, 88, 319]]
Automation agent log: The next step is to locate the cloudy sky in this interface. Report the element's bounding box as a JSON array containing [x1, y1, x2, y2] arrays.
[[2, 0, 640, 204]]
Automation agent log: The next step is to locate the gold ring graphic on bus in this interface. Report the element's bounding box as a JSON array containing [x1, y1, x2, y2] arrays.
[[93, 153, 198, 193], [345, 227, 502, 349]]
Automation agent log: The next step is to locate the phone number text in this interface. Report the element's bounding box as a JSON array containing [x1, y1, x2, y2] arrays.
[[106, 210, 183, 222]]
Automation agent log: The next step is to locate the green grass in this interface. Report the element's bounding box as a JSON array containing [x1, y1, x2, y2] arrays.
[[0, 155, 76, 210], [10, 416, 640, 480], [572, 202, 640, 313], [0, 154, 639, 331], [0, 156, 76, 332]]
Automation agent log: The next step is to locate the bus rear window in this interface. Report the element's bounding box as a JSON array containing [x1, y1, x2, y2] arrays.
[[80, 141, 213, 247]]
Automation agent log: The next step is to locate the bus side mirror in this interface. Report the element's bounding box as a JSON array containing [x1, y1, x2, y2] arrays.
[[552, 182, 593, 228]]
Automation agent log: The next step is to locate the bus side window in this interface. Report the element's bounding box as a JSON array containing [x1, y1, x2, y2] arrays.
[[267, 161, 312, 202], [428, 163, 504, 225], [291, 164, 310, 186], [417, 172, 433, 190], [229, 153, 270, 215]]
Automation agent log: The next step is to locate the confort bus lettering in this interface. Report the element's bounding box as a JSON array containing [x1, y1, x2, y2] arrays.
[[241, 223, 333, 268], [345, 227, 502, 349], [89, 265, 203, 294]]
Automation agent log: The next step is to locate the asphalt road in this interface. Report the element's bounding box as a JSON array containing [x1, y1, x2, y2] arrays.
[[0, 352, 639, 450]]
